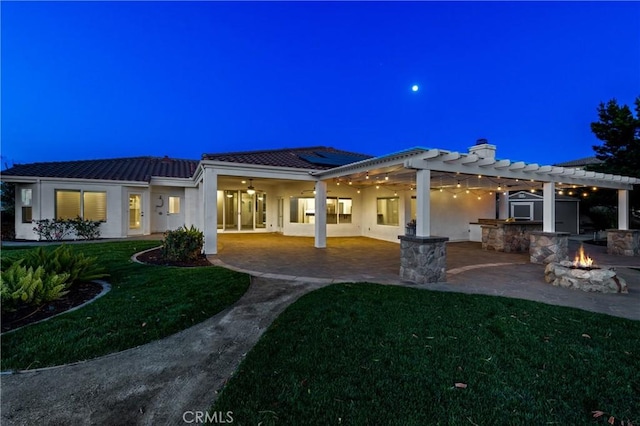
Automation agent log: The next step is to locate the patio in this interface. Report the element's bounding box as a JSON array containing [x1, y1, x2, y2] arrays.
[[211, 233, 640, 320]]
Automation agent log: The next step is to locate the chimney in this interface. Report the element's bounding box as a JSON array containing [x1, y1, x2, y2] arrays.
[[468, 138, 496, 159]]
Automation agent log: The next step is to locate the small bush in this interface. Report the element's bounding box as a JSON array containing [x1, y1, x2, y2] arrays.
[[162, 225, 204, 262], [33, 219, 72, 241], [33, 217, 102, 241], [67, 217, 102, 240], [1, 261, 70, 313], [1, 245, 108, 286]]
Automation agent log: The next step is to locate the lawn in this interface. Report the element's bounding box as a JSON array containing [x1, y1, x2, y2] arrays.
[[1, 241, 250, 370], [213, 283, 640, 425]]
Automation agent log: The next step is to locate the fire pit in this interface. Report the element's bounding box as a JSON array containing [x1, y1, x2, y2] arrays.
[[544, 245, 628, 294]]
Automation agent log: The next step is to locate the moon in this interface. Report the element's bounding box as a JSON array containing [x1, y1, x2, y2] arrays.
[[411, 84, 419, 92]]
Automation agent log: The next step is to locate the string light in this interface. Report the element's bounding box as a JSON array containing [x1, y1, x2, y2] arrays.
[[385, 174, 389, 181], [365, 173, 369, 180], [456, 181, 461, 188]]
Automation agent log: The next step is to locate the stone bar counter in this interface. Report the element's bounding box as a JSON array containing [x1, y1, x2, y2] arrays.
[[479, 219, 543, 252]]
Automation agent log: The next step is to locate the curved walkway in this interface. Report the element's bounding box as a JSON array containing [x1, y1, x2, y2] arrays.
[[2, 235, 639, 425]]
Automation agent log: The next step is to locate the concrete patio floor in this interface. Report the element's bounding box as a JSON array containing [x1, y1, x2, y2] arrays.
[[211, 233, 640, 320]]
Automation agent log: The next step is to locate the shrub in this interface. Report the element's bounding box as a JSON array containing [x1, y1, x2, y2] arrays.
[[33, 219, 72, 241], [162, 225, 204, 262], [1, 261, 70, 313], [1, 245, 108, 286], [33, 217, 102, 241], [67, 217, 102, 240]]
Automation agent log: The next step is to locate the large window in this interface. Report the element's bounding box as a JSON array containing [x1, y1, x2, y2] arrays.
[[290, 197, 352, 224], [56, 190, 106, 221], [21, 188, 32, 223], [376, 197, 399, 225]]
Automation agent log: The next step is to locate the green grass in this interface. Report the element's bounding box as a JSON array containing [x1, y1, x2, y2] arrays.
[[213, 283, 640, 425], [1, 241, 250, 370]]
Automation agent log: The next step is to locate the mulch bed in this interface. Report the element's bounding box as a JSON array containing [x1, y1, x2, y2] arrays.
[[1, 281, 105, 333], [136, 247, 212, 267]]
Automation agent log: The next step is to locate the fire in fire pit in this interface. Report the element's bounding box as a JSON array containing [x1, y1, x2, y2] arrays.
[[544, 245, 628, 293], [573, 244, 594, 269]]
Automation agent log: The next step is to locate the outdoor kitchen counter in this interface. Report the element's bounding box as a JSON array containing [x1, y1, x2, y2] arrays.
[[480, 220, 543, 252]]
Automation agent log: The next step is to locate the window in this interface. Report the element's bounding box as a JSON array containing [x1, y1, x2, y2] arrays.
[[56, 190, 106, 221], [84, 192, 107, 221], [510, 202, 534, 221], [21, 188, 32, 223], [169, 196, 181, 214], [56, 190, 81, 220], [376, 197, 399, 225], [290, 197, 352, 224]]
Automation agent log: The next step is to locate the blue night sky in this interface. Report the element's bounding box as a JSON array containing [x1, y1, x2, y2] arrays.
[[2, 1, 639, 167]]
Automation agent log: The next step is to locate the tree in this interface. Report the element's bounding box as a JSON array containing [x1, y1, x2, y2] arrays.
[[588, 97, 640, 178], [586, 97, 640, 229]]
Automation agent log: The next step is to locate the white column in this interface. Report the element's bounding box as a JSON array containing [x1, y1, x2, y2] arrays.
[[543, 182, 555, 233], [498, 192, 509, 219], [416, 169, 431, 237], [618, 189, 629, 230], [203, 168, 218, 254], [314, 180, 327, 248]]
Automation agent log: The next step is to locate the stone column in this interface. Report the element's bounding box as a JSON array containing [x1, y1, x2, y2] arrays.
[[530, 231, 569, 264], [607, 229, 640, 256], [398, 235, 448, 283]]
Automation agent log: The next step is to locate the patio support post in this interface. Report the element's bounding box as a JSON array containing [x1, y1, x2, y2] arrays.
[[543, 181, 555, 233], [314, 180, 327, 248], [618, 189, 629, 230], [607, 189, 639, 256], [203, 167, 218, 255], [498, 192, 509, 219], [416, 169, 431, 237]]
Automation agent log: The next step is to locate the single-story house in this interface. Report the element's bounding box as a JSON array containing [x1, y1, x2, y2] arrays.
[[2, 142, 638, 264]]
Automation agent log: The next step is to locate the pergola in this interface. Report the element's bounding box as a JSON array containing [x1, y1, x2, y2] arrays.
[[312, 144, 639, 248]]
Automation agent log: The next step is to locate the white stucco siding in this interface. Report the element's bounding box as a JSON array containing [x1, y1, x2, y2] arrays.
[[184, 187, 199, 229], [15, 181, 131, 240], [150, 186, 187, 232], [429, 190, 494, 241], [359, 187, 405, 243]]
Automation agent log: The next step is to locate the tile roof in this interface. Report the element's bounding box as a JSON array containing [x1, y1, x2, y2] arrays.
[[203, 146, 372, 170], [1, 156, 199, 182]]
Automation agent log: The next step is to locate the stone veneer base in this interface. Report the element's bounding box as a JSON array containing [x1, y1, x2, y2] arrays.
[[607, 229, 640, 256], [530, 231, 569, 264], [398, 235, 449, 284]]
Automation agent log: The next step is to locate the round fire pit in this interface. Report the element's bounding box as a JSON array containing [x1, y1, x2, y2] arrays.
[[544, 260, 628, 293]]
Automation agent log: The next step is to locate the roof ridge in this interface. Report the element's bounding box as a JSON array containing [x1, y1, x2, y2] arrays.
[[203, 146, 344, 158], [8, 156, 199, 167]]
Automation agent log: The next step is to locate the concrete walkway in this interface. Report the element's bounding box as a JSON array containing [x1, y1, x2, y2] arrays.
[[1, 234, 639, 425]]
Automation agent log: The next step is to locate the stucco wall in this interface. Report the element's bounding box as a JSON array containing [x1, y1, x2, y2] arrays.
[[15, 181, 131, 240], [429, 190, 495, 241], [150, 186, 187, 232]]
